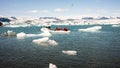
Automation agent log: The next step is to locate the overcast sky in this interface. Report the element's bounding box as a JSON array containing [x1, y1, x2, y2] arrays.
[[0, 0, 120, 18]]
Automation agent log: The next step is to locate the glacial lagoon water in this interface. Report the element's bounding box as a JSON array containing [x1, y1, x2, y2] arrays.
[[0, 25, 120, 68]]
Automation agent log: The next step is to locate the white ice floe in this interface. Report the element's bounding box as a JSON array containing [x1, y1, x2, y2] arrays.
[[32, 37, 49, 44], [24, 31, 51, 37], [16, 30, 52, 39], [17, 32, 41, 39], [40, 28, 52, 37], [62, 50, 77, 55], [25, 34, 41, 37], [1, 30, 16, 36], [49, 63, 57, 68], [4, 25, 20, 28], [50, 30, 71, 34], [78, 26, 102, 32], [41, 28, 51, 32], [112, 24, 120, 27], [32, 37, 58, 46], [17, 32, 26, 39], [7, 30, 16, 36], [4, 24, 31, 28], [40, 31, 52, 37], [48, 40, 58, 46]]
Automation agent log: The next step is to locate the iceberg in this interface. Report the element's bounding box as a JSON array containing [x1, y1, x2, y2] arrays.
[[16, 30, 52, 39], [78, 26, 102, 32], [25, 34, 41, 37], [41, 28, 51, 32], [4, 24, 31, 28], [17, 32, 26, 39], [48, 40, 58, 46], [112, 24, 120, 27], [1, 30, 16, 36], [62, 50, 77, 55], [7, 30, 16, 36], [40, 31, 52, 37], [32, 37, 58, 46], [49, 63, 57, 68], [32, 37, 49, 44]]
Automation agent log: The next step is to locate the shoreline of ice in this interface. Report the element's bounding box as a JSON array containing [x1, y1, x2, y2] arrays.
[[1, 16, 120, 27]]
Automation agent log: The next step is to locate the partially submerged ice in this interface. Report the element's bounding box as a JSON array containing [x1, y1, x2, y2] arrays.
[[49, 63, 57, 68], [32, 37, 58, 46], [1, 30, 16, 36], [17, 32, 26, 39], [16, 30, 52, 39], [62, 50, 77, 55], [78, 26, 102, 32]]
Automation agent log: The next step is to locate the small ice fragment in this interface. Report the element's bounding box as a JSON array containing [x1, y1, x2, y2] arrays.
[[78, 26, 102, 32], [7, 30, 16, 36], [48, 40, 58, 46], [32, 37, 49, 44], [17, 32, 26, 39], [49, 63, 57, 68], [40, 31, 52, 37], [62, 50, 77, 55]]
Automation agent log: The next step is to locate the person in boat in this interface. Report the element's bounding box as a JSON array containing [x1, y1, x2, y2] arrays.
[[63, 27, 68, 31], [55, 27, 68, 31], [55, 27, 61, 31], [45, 26, 51, 30]]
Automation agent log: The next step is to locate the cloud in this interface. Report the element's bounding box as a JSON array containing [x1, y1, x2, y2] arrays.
[[54, 8, 68, 12], [116, 10, 120, 12], [28, 10, 49, 13], [113, 10, 120, 16], [40, 10, 49, 13], [84, 8, 108, 14], [29, 10, 39, 13], [96, 9, 108, 14], [84, 8, 93, 12]]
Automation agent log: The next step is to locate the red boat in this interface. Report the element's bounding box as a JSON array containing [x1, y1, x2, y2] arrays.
[[41, 26, 71, 34]]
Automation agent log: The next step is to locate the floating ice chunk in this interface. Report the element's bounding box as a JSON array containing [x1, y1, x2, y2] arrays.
[[4, 24, 31, 28], [78, 26, 102, 32], [40, 28, 52, 37], [41, 28, 50, 32], [32, 37, 58, 46], [26, 34, 38, 37], [4, 25, 20, 28], [26, 34, 41, 37], [1, 30, 16, 36], [17, 32, 26, 39], [7, 30, 16, 36], [40, 31, 52, 37], [32, 37, 49, 44], [62, 50, 77, 55], [17, 33, 40, 38], [48, 40, 58, 46], [112, 24, 120, 27], [16, 31, 51, 39], [2, 30, 16, 36], [50, 30, 71, 34], [49, 63, 57, 68]]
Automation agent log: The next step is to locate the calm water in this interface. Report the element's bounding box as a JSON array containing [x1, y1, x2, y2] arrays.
[[0, 25, 120, 68]]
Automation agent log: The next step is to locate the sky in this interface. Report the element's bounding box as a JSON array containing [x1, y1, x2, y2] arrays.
[[0, 0, 120, 18]]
